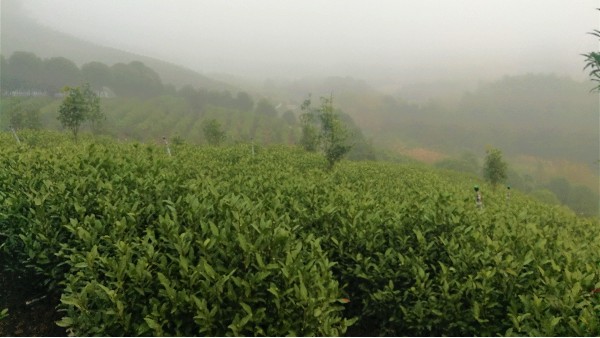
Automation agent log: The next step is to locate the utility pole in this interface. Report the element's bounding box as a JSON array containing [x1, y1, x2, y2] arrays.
[[162, 136, 171, 156], [10, 126, 21, 144]]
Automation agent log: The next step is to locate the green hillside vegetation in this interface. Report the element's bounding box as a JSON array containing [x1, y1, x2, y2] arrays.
[[1, 51, 597, 216], [1, 131, 599, 336], [0, 93, 295, 146], [0, 51, 377, 160], [262, 75, 599, 215]]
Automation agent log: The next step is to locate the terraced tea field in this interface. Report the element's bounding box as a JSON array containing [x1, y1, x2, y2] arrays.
[[1, 131, 598, 336]]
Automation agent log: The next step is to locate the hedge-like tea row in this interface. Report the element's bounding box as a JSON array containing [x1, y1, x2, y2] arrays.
[[1, 130, 599, 336]]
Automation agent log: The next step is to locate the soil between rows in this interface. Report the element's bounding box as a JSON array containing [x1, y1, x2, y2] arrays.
[[0, 270, 66, 336]]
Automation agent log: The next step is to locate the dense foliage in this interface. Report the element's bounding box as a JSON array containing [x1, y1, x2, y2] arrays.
[[202, 119, 226, 146], [2, 52, 596, 216], [300, 95, 352, 168], [57, 83, 104, 139], [1, 131, 598, 336], [483, 147, 508, 188]]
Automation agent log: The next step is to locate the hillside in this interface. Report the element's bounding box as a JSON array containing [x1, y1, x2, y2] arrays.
[[263, 75, 598, 165], [1, 48, 597, 215], [259, 74, 599, 198], [0, 5, 231, 91], [1, 131, 599, 336]]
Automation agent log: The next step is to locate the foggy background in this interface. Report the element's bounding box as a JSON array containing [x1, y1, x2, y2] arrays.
[[11, 0, 599, 84]]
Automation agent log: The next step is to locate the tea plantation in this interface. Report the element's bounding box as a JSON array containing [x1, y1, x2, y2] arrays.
[[1, 131, 599, 336]]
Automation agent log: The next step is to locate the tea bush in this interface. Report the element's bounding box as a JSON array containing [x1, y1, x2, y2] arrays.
[[1, 130, 598, 336]]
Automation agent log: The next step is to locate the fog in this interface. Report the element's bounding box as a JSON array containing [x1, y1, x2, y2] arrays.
[[10, 0, 599, 84]]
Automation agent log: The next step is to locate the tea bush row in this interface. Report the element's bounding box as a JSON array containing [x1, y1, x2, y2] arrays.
[[1, 130, 598, 336]]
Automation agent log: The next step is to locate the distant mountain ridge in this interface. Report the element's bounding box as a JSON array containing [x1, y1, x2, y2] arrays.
[[1, 7, 233, 91]]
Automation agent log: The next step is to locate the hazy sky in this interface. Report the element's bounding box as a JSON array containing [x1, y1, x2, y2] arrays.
[[12, 0, 600, 83]]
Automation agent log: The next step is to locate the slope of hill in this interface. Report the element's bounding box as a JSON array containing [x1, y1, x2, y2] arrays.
[[1, 130, 598, 336], [259, 74, 599, 194], [0, 6, 232, 91], [1, 67, 597, 215]]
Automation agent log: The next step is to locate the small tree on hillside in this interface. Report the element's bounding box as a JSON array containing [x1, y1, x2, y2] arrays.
[[300, 94, 351, 168], [57, 83, 103, 140], [483, 147, 508, 188], [202, 119, 226, 146], [319, 96, 351, 168], [299, 96, 319, 152], [4, 98, 41, 130]]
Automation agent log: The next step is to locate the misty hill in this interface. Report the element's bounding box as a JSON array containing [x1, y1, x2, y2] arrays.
[[260, 74, 598, 165], [253, 74, 599, 204], [1, 5, 231, 91]]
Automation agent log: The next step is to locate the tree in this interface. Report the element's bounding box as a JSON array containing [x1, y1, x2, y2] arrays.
[[299, 96, 319, 152], [111, 61, 163, 97], [483, 147, 508, 188], [300, 94, 352, 168], [43, 56, 81, 94], [81, 61, 113, 90], [319, 96, 352, 168], [202, 119, 226, 146], [6, 51, 43, 91], [582, 9, 600, 91], [57, 83, 103, 140], [3, 98, 41, 130]]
